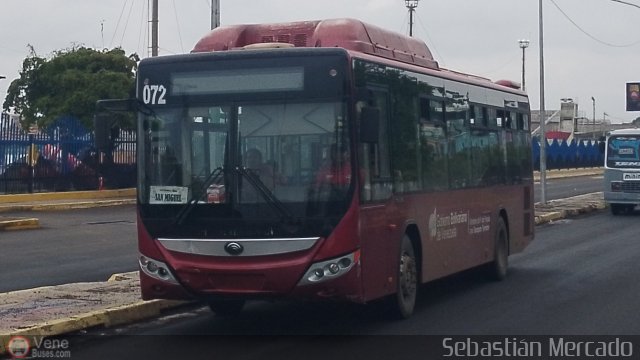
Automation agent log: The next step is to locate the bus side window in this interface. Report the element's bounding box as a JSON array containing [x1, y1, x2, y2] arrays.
[[419, 99, 448, 191], [359, 90, 392, 202]]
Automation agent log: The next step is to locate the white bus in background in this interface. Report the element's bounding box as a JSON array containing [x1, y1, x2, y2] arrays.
[[603, 128, 640, 215]]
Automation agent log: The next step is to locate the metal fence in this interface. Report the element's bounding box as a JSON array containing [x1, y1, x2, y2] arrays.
[[0, 115, 136, 194], [532, 138, 603, 170]]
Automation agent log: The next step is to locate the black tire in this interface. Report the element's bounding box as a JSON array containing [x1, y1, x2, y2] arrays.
[[610, 204, 624, 215], [207, 299, 245, 317], [487, 217, 508, 281], [389, 235, 418, 319]]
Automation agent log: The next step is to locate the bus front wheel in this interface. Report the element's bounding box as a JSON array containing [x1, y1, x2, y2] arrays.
[[487, 217, 508, 281], [208, 299, 245, 317], [610, 204, 624, 215], [389, 235, 418, 319], [610, 203, 634, 215]]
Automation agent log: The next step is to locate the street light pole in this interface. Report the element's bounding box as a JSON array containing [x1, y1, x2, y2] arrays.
[[591, 97, 596, 137], [518, 39, 530, 91], [151, 0, 158, 57], [405, 0, 419, 37], [539, 0, 547, 204], [211, 0, 220, 30]]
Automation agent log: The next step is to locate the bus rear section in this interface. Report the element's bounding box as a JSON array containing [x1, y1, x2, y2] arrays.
[[603, 129, 640, 215]]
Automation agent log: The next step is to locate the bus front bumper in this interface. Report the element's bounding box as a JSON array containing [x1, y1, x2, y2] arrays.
[[138, 251, 364, 303]]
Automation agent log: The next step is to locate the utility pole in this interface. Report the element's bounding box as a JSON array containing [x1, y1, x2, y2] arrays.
[[538, 0, 547, 204], [211, 0, 220, 30], [405, 0, 419, 37], [151, 0, 159, 57]]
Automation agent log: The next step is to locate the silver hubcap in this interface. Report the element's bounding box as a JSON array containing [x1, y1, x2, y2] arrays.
[[400, 253, 417, 299]]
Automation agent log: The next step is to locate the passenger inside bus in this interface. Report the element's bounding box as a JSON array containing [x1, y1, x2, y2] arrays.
[[314, 144, 351, 186], [244, 148, 280, 190]]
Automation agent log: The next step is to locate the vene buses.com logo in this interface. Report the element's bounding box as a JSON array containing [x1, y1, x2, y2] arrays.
[[6, 336, 31, 358]]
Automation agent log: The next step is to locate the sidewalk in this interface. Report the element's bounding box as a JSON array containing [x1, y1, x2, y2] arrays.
[[0, 170, 606, 353]]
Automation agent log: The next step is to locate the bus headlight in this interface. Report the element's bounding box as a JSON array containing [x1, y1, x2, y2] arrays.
[[611, 181, 622, 192], [139, 255, 178, 284], [298, 251, 359, 286]]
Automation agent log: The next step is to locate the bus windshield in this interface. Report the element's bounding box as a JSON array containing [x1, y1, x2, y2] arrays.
[[138, 100, 352, 221], [607, 135, 640, 168]]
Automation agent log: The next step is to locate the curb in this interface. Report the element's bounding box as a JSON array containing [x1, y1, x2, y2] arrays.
[[0, 217, 40, 231], [0, 271, 192, 355], [534, 211, 564, 225], [0, 199, 137, 213], [0, 300, 190, 355], [534, 192, 606, 225], [533, 168, 603, 181], [0, 189, 136, 204]]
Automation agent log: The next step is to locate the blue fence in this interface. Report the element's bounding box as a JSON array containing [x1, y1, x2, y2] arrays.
[[0, 115, 136, 194], [532, 138, 603, 170]]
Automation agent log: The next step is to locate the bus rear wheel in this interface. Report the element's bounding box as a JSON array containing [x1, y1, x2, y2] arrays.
[[389, 235, 418, 319], [487, 217, 508, 281], [208, 299, 245, 317]]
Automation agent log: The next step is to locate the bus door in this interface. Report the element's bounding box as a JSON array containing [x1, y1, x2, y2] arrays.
[[357, 89, 403, 300]]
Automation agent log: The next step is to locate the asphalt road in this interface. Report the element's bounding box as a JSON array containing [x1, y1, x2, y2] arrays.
[[0, 205, 137, 292], [534, 173, 602, 203], [62, 208, 640, 359]]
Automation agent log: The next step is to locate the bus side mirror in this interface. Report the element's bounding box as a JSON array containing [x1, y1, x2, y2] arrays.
[[359, 107, 380, 143], [97, 98, 136, 112], [94, 114, 113, 151]]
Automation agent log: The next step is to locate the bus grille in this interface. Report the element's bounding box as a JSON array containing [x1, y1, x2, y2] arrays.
[[621, 182, 640, 193]]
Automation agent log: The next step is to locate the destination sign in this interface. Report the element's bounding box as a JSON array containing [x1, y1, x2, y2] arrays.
[[150, 186, 189, 204]]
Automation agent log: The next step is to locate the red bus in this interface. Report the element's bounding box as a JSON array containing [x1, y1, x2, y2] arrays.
[[98, 18, 534, 318]]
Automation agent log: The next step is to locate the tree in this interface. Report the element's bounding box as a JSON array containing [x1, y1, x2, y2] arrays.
[[3, 45, 137, 130]]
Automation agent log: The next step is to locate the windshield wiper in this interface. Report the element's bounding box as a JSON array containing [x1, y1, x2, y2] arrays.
[[174, 166, 224, 225], [235, 166, 293, 222]]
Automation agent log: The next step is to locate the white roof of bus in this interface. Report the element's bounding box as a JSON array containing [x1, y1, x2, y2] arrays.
[[609, 128, 640, 136]]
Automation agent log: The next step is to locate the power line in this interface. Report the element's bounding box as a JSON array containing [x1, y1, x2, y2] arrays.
[[414, 14, 446, 66], [550, 0, 640, 47], [172, 0, 185, 53], [110, 0, 129, 48], [137, 0, 147, 56], [119, 0, 136, 48]]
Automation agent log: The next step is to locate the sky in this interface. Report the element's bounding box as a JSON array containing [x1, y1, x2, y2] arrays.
[[1, 0, 640, 124]]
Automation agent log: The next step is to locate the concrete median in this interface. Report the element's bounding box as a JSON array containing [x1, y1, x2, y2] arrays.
[[0, 271, 192, 355]]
